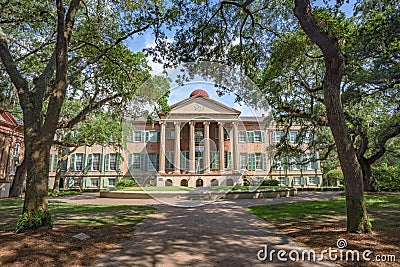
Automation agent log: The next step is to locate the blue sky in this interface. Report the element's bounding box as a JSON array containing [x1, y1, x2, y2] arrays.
[[125, 0, 355, 116]]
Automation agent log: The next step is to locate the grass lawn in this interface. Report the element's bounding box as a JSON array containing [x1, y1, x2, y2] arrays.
[[0, 199, 155, 266], [248, 193, 400, 266]]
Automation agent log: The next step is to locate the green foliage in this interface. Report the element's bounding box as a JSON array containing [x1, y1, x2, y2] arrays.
[[261, 179, 280, 186], [371, 164, 400, 191], [325, 170, 344, 181], [15, 209, 53, 233], [117, 179, 137, 187]]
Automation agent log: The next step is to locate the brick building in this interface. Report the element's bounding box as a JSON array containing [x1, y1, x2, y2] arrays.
[[0, 108, 24, 197], [48, 89, 322, 189]]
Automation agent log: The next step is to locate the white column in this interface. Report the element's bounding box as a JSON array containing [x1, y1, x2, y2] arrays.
[[232, 122, 239, 172], [159, 121, 166, 174], [218, 122, 225, 173], [189, 121, 195, 173], [174, 121, 181, 174], [204, 121, 210, 173]]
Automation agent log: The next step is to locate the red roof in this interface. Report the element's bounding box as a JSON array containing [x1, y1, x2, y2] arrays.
[[190, 89, 209, 98], [0, 107, 21, 127]]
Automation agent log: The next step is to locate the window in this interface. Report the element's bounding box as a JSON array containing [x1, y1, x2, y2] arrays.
[[148, 131, 160, 142], [75, 154, 84, 171], [240, 153, 247, 170], [307, 176, 320, 185], [108, 178, 116, 186], [167, 129, 175, 139], [272, 131, 284, 143], [277, 177, 289, 185], [73, 178, 81, 187], [306, 153, 318, 170], [166, 151, 174, 169], [290, 157, 299, 170], [92, 154, 101, 171], [254, 131, 262, 142], [109, 154, 117, 171], [305, 131, 313, 143], [148, 153, 159, 171], [210, 151, 219, 170], [180, 151, 189, 170], [293, 177, 301, 186], [128, 154, 141, 171], [224, 128, 231, 140], [195, 130, 203, 145], [289, 131, 298, 143], [104, 153, 119, 171], [255, 153, 262, 170], [133, 131, 142, 142], [247, 131, 255, 142], [238, 132, 247, 142], [224, 151, 231, 169], [91, 178, 99, 187], [273, 157, 283, 170], [11, 143, 21, 175]]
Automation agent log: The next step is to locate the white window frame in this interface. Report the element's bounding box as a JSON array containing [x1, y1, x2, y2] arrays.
[[289, 131, 298, 143], [254, 131, 262, 142]]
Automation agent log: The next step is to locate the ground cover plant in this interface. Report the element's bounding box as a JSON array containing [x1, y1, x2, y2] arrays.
[[0, 199, 155, 266], [248, 194, 400, 266]]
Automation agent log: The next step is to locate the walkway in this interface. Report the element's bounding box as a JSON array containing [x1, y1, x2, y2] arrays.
[[51, 192, 341, 267]]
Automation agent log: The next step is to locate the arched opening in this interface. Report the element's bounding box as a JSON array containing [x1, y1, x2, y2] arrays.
[[196, 178, 204, 187], [226, 178, 234, 186], [165, 179, 173, 186], [211, 179, 219, 186], [180, 179, 188, 187]]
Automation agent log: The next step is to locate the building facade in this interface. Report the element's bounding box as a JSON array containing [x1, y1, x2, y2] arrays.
[[0, 108, 24, 197], [48, 89, 322, 189]]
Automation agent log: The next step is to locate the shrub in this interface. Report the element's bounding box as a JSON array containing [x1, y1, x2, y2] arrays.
[[325, 169, 344, 181], [15, 209, 53, 233], [371, 164, 400, 191], [261, 179, 280, 186], [117, 179, 137, 187]]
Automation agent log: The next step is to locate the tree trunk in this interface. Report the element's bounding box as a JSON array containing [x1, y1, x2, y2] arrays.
[[9, 158, 27, 197], [294, 0, 371, 233], [359, 157, 372, 192]]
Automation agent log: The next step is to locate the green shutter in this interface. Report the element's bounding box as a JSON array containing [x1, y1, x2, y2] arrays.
[[311, 153, 318, 170], [247, 131, 255, 143], [180, 152, 186, 170], [215, 127, 219, 139], [248, 153, 256, 171], [49, 154, 53, 171], [115, 154, 120, 171], [140, 131, 145, 142], [99, 154, 103, 172], [227, 151, 232, 169], [140, 154, 148, 171], [103, 178, 109, 187], [85, 178, 92, 187], [282, 156, 289, 170], [156, 132, 160, 142], [285, 176, 290, 185], [300, 176, 305, 185], [104, 154, 110, 171], [87, 154, 93, 171], [82, 154, 86, 170], [261, 153, 267, 170], [130, 131, 135, 142], [128, 154, 133, 170], [211, 151, 219, 170], [315, 176, 320, 185], [146, 131, 150, 142], [70, 154, 76, 171], [53, 154, 58, 171], [261, 132, 266, 142], [68, 178, 74, 188]]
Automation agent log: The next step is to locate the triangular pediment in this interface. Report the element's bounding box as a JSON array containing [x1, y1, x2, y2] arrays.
[[169, 95, 241, 116]]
